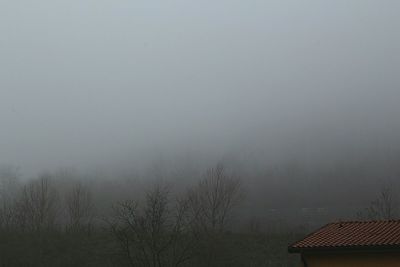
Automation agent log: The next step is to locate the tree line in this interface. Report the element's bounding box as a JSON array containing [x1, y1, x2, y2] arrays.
[[0, 163, 300, 267]]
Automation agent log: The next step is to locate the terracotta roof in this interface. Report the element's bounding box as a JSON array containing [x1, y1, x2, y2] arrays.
[[289, 220, 400, 253]]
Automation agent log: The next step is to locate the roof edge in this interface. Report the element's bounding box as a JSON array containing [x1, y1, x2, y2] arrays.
[[288, 220, 400, 254], [288, 244, 400, 254]]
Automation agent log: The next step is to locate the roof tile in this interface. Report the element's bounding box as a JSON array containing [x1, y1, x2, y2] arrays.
[[289, 220, 400, 252]]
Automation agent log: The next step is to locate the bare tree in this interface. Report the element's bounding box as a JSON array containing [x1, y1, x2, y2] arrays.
[[109, 184, 195, 267], [182, 164, 245, 267], [368, 187, 397, 220], [0, 165, 20, 230], [15, 174, 60, 232], [363, 186, 398, 220], [188, 163, 244, 234], [65, 182, 95, 233]]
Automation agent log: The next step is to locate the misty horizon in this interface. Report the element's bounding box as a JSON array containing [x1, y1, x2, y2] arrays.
[[1, 1, 400, 266], [1, 0, 400, 177]]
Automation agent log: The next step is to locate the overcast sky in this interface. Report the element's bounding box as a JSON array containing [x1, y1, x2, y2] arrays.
[[1, 0, 400, 176]]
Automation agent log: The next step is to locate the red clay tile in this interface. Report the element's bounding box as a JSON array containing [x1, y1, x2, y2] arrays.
[[289, 220, 400, 252]]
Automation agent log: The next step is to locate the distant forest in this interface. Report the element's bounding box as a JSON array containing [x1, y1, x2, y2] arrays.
[[0, 154, 398, 267]]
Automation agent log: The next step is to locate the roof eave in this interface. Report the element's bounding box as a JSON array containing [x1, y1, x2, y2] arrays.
[[288, 244, 400, 254]]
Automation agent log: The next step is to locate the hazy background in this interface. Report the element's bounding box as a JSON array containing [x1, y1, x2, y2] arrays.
[[2, 2, 400, 266], [1, 0, 400, 178]]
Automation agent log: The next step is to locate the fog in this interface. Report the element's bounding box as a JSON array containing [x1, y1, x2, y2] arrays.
[[1, 1, 400, 266], [1, 0, 400, 178]]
